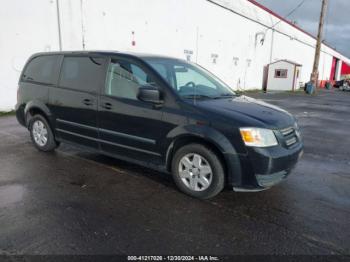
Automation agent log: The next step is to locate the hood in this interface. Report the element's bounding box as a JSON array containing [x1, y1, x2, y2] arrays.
[[193, 95, 295, 129]]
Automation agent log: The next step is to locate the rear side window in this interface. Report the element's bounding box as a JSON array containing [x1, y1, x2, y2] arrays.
[[22, 55, 59, 84], [59, 56, 105, 93]]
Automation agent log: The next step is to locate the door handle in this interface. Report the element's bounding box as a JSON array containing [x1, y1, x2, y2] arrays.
[[83, 99, 93, 106], [101, 102, 112, 110]]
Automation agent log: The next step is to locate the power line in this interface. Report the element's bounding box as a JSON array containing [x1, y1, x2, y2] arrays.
[[269, 0, 310, 30], [206, 0, 338, 58]]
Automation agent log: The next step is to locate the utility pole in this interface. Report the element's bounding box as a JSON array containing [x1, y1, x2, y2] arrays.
[[311, 0, 328, 88]]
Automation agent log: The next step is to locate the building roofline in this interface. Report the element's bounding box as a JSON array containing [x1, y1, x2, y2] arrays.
[[246, 0, 342, 57]]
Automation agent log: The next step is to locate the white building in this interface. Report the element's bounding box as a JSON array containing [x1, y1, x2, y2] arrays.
[[1, 0, 349, 111], [266, 60, 302, 91]]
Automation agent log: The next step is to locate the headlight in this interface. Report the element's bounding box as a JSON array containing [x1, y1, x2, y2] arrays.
[[294, 121, 302, 139], [240, 128, 278, 147], [294, 120, 299, 130]]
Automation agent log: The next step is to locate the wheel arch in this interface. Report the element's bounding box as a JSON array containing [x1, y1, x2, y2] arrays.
[[166, 134, 227, 172], [24, 100, 53, 129], [165, 125, 242, 186]]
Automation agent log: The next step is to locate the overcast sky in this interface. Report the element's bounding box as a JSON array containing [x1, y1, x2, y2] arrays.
[[255, 0, 350, 58]]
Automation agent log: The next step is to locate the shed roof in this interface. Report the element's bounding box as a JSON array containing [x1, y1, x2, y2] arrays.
[[269, 59, 302, 67]]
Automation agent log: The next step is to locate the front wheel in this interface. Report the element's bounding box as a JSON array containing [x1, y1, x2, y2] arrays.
[[29, 115, 58, 152], [171, 144, 225, 199]]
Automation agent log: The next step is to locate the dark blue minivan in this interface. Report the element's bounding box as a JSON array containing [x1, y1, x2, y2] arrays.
[[16, 51, 303, 199]]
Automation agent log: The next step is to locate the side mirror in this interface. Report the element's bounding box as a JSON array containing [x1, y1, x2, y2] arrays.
[[137, 85, 163, 104]]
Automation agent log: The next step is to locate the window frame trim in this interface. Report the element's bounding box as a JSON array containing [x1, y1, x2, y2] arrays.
[[274, 69, 288, 79]]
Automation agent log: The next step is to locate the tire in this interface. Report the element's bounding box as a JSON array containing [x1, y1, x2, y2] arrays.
[[171, 143, 225, 199], [29, 115, 58, 152]]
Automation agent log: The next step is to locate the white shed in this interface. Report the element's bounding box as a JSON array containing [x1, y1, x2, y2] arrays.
[[265, 60, 302, 91]]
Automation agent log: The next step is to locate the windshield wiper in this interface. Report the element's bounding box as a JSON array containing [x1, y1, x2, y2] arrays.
[[214, 93, 237, 99], [182, 94, 215, 100]]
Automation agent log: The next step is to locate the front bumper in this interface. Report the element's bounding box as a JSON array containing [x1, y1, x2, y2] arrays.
[[228, 142, 303, 191], [248, 142, 303, 176]]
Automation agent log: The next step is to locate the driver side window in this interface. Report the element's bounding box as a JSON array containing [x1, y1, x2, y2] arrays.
[[106, 59, 155, 100]]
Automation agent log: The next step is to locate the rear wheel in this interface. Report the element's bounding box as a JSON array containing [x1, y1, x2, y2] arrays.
[[29, 115, 58, 152], [171, 144, 225, 199]]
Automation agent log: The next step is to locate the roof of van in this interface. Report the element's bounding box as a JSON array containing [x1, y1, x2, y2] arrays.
[[32, 50, 182, 60]]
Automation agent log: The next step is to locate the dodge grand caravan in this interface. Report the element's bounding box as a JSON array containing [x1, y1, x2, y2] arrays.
[[16, 51, 303, 199]]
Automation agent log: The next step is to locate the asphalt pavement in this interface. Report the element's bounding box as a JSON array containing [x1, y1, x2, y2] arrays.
[[0, 89, 349, 255]]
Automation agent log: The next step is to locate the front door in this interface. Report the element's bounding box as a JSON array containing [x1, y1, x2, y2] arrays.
[[98, 56, 164, 164]]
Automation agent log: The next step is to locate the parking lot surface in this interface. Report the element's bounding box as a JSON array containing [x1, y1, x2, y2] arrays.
[[0, 90, 349, 255]]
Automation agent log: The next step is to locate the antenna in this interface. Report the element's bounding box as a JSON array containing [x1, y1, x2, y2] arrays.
[[194, 83, 197, 105]]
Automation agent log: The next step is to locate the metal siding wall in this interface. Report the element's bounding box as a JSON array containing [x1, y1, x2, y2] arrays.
[[58, 0, 85, 50], [1, 0, 349, 111], [0, 0, 59, 111], [341, 62, 350, 75]]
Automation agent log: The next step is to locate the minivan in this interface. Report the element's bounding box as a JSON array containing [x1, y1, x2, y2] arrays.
[[16, 51, 303, 199]]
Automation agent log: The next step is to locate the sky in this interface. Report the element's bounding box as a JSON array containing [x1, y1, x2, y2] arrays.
[[255, 0, 350, 58]]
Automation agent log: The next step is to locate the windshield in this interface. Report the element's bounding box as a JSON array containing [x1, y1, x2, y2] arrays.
[[144, 58, 236, 99]]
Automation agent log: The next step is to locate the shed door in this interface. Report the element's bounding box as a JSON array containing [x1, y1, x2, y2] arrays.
[[293, 67, 300, 90]]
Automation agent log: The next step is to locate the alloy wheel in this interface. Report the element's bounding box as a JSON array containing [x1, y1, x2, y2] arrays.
[[32, 120, 48, 147], [178, 153, 213, 192]]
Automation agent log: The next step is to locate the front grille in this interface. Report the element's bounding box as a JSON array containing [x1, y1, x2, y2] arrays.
[[279, 126, 298, 148], [286, 137, 297, 147], [280, 126, 294, 136]]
